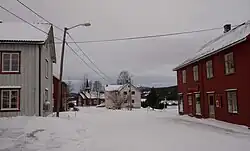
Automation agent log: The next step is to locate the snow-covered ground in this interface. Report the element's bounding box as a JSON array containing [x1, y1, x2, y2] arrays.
[[1, 107, 250, 151]]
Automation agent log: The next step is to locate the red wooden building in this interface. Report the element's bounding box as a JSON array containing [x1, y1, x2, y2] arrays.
[[173, 21, 250, 127], [53, 76, 68, 112]]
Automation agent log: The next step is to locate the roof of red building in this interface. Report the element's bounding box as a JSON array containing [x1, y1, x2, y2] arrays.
[[173, 20, 250, 71]]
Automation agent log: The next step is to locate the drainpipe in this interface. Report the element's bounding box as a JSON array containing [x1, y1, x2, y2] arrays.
[[38, 45, 42, 116]]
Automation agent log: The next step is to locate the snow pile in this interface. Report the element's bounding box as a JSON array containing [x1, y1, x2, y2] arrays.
[[0, 115, 86, 151], [1, 107, 250, 151]]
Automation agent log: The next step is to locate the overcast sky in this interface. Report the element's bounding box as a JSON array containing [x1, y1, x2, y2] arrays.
[[1, 0, 250, 89]]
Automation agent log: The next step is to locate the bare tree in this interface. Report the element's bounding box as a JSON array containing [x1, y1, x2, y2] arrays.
[[92, 80, 102, 92], [117, 71, 131, 85], [67, 81, 74, 94]]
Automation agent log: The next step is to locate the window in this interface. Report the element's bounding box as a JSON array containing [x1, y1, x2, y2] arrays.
[[132, 91, 135, 95], [195, 93, 201, 115], [45, 59, 49, 78], [132, 100, 134, 103], [1, 52, 20, 73], [182, 70, 186, 83], [227, 91, 238, 113], [0, 89, 19, 110], [43, 89, 50, 111], [123, 91, 127, 95], [193, 65, 199, 81], [206, 60, 213, 78], [224, 52, 235, 74]]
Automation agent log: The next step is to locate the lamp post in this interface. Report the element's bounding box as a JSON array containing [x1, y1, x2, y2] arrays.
[[56, 23, 91, 117]]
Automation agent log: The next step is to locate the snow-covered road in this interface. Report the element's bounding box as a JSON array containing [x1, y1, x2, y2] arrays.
[[1, 107, 250, 151]]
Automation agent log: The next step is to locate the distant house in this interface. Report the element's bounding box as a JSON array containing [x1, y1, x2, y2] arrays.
[[53, 76, 68, 112], [78, 91, 105, 106], [0, 22, 56, 117], [105, 84, 141, 109], [173, 21, 250, 127]]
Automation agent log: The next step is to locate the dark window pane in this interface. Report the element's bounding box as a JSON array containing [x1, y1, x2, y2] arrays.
[[3, 54, 10, 71], [2, 91, 10, 108], [132, 100, 134, 103], [132, 91, 135, 95], [123, 91, 127, 95], [11, 54, 19, 71], [11, 91, 18, 108], [209, 96, 214, 105]]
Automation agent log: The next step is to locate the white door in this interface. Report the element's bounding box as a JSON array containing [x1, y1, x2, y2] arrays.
[[195, 93, 201, 115], [208, 94, 215, 118], [179, 95, 184, 113]]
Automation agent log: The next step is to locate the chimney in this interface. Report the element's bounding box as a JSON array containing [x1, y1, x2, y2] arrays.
[[224, 24, 231, 33]]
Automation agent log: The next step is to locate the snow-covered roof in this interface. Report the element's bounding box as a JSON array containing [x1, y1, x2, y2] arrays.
[[173, 21, 250, 71], [80, 91, 105, 99], [105, 85, 123, 91], [0, 22, 51, 43]]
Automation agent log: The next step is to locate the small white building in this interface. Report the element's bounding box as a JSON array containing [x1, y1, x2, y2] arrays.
[[105, 84, 141, 109]]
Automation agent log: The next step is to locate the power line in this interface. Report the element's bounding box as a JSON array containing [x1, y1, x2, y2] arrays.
[[15, 0, 112, 82], [0, 4, 63, 42], [16, 0, 64, 32], [55, 25, 239, 44], [66, 33, 113, 81], [65, 42, 111, 83]]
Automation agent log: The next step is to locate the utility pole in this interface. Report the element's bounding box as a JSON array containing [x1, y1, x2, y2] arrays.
[[56, 27, 67, 117], [128, 77, 132, 111], [56, 23, 91, 117]]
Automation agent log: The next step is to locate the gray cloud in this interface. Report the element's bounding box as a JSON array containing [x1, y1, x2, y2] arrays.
[[1, 0, 250, 90]]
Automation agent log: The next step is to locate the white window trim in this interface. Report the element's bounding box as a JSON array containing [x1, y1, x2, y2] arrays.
[[0, 86, 21, 89], [206, 60, 213, 79], [0, 89, 19, 111], [225, 89, 237, 92], [1, 52, 20, 73], [193, 65, 199, 81], [206, 91, 215, 94], [45, 59, 49, 79], [224, 52, 235, 74], [182, 70, 186, 84]]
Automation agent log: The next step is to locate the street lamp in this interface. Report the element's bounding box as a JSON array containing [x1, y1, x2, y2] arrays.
[[56, 23, 91, 117]]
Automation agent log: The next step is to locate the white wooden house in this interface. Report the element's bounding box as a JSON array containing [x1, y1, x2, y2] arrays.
[[105, 84, 141, 109], [0, 22, 56, 117]]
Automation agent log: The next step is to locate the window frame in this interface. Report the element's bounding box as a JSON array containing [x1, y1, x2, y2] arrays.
[[193, 65, 199, 81], [0, 52, 21, 74], [45, 59, 49, 79], [0, 88, 20, 111], [226, 90, 238, 114], [224, 52, 235, 75], [182, 70, 186, 84], [206, 60, 213, 79]]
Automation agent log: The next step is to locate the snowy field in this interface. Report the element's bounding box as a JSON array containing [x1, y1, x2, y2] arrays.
[[1, 107, 250, 151]]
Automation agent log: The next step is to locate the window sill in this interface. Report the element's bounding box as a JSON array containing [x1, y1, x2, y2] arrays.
[[0, 109, 20, 112], [0, 71, 21, 74], [207, 76, 214, 80], [225, 72, 235, 76], [228, 111, 238, 115]]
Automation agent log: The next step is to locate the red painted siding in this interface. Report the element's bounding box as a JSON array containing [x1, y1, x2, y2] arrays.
[[177, 39, 250, 127], [53, 76, 68, 112]]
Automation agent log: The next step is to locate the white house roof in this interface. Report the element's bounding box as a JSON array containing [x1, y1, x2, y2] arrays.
[[80, 92, 105, 99], [105, 85, 123, 91], [173, 20, 250, 71], [0, 22, 51, 43]]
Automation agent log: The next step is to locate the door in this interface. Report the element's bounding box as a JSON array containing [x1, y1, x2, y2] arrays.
[[208, 94, 215, 118], [187, 94, 193, 115], [195, 93, 201, 115]]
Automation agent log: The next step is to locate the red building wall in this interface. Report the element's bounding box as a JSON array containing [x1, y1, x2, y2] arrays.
[[177, 37, 250, 127], [53, 76, 68, 112]]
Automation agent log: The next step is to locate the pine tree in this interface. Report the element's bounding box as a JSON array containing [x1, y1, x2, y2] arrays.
[[146, 87, 158, 109]]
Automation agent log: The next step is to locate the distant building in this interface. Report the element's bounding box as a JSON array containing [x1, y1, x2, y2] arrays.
[[105, 84, 141, 109], [78, 91, 105, 106], [53, 76, 68, 112], [0, 22, 56, 117], [173, 21, 250, 127]]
